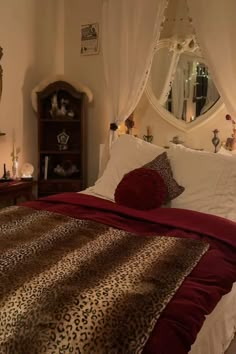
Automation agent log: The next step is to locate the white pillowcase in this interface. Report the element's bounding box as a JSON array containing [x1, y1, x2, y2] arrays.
[[93, 134, 165, 201], [168, 144, 236, 221], [217, 146, 236, 156]]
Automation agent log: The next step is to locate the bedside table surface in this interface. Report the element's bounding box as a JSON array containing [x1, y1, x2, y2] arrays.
[[0, 181, 36, 204]]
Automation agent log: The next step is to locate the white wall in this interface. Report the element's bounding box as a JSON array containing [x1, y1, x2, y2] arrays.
[[64, 0, 109, 186], [0, 0, 60, 179]]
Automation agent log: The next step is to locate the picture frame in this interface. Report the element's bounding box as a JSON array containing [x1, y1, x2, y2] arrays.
[[80, 23, 99, 56]]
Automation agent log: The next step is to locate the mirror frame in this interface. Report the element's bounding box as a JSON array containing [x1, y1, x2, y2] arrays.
[[146, 39, 224, 132]]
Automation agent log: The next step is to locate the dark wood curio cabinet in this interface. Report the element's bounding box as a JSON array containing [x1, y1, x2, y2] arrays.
[[37, 81, 87, 197]]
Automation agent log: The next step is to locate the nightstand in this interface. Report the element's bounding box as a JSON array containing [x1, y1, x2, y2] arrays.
[[0, 181, 36, 206]]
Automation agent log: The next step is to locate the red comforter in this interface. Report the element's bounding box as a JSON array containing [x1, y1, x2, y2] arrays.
[[24, 192, 236, 354]]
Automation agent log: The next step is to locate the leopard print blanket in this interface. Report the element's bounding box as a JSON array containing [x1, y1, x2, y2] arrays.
[[0, 206, 208, 354]]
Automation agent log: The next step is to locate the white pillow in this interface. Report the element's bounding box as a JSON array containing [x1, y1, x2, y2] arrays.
[[218, 146, 236, 156], [93, 134, 165, 201], [168, 144, 236, 222]]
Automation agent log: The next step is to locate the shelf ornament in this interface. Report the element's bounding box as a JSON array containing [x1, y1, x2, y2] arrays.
[[57, 129, 70, 151], [31, 75, 93, 112]]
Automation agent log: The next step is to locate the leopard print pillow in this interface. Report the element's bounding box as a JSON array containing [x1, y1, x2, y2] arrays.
[[143, 151, 185, 202]]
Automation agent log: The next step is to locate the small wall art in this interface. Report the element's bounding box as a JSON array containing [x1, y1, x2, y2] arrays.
[[80, 23, 99, 56]]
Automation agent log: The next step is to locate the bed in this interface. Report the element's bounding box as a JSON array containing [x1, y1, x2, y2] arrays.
[[1, 134, 236, 354]]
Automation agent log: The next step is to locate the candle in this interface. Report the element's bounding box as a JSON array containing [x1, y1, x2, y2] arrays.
[[147, 126, 151, 136]]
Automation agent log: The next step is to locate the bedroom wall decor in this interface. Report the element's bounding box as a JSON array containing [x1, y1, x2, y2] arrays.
[[80, 23, 99, 55], [134, 0, 232, 155], [145, 37, 222, 132]]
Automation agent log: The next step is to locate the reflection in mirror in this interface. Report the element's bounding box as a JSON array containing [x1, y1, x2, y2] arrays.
[[147, 38, 220, 125], [165, 53, 220, 122]]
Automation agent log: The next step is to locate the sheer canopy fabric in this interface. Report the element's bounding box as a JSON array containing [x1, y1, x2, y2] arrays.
[[102, 0, 168, 142], [151, 47, 180, 106], [99, 0, 168, 176], [172, 64, 184, 119], [187, 0, 236, 118]]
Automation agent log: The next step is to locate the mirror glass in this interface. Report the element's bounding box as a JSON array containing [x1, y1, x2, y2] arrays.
[[147, 39, 220, 125]]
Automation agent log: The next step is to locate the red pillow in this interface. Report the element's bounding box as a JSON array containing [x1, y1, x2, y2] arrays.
[[114, 167, 167, 210]]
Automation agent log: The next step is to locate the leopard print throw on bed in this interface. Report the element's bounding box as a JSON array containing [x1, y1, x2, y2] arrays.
[[0, 206, 208, 354]]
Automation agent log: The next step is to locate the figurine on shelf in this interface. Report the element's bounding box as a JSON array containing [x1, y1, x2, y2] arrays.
[[67, 109, 75, 119], [50, 93, 58, 118], [57, 129, 70, 151], [59, 98, 68, 116], [50, 93, 74, 119], [54, 160, 79, 177]]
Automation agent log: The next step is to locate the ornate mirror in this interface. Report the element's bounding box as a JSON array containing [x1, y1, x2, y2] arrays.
[[146, 38, 224, 132]]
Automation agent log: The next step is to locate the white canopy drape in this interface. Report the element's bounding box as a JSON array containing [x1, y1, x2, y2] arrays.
[[187, 0, 236, 118], [102, 0, 168, 142], [148, 45, 180, 107], [99, 0, 168, 175], [158, 50, 180, 106], [172, 65, 184, 119]]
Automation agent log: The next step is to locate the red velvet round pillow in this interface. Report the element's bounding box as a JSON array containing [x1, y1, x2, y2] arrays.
[[114, 167, 167, 210]]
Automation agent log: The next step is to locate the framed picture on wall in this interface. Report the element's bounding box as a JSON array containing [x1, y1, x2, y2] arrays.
[[80, 23, 99, 56]]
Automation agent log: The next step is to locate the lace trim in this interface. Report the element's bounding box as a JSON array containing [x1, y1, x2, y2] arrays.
[[129, 0, 169, 120]]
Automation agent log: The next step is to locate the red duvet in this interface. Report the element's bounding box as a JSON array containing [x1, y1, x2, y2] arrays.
[[24, 192, 236, 354]]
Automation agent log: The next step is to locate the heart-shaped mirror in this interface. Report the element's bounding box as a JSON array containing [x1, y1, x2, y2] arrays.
[[146, 38, 224, 132]]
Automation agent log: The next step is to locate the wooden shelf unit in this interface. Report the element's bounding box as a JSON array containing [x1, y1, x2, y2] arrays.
[[37, 81, 87, 197]]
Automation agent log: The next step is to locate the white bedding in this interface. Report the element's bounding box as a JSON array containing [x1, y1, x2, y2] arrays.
[[168, 144, 236, 222], [190, 282, 236, 354], [81, 187, 236, 354], [93, 135, 236, 222]]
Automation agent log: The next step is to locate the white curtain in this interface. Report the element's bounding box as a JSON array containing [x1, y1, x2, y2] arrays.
[[172, 65, 184, 119], [158, 50, 180, 106], [99, 0, 168, 176], [187, 0, 236, 118], [102, 0, 168, 142]]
